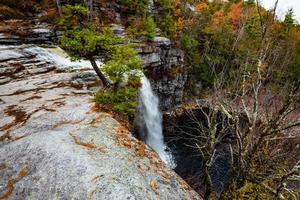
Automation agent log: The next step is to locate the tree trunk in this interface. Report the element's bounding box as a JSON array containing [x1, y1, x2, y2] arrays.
[[89, 57, 109, 87], [203, 166, 213, 200], [55, 0, 62, 16]]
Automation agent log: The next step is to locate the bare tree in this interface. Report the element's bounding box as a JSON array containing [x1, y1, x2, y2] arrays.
[[54, 0, 62, 16], [167, 1, 300, 199]]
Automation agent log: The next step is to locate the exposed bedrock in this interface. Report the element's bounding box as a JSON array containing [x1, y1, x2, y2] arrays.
[[0, 45, 201, 200]]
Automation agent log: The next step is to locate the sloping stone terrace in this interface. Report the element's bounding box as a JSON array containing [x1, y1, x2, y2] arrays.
[[0, 45, 201, 200]]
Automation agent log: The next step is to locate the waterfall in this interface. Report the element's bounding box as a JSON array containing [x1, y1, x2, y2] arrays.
[[24, 46, 102, 69], [138, 75, 176, 168]]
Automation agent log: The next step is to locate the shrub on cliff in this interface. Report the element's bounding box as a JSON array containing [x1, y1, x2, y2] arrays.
[[127, 17, 157, 41], [103, 44, 142, 85], [95, 85, 138, 121], [97, 44, 142, 121], [118, 0, 148, 16]]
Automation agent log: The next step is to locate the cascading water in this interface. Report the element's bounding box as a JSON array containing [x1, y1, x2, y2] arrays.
[[24, 45, 102, 69], [138, 75, 176, 168]]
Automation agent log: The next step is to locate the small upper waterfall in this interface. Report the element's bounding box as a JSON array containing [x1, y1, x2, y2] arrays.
[[24, 45, 102, 69], [138, 75, 175, 168]]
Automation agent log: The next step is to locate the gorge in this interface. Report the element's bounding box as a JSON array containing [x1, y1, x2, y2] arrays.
[[1, 0, 300, 199], [0, 3, 195, 199]]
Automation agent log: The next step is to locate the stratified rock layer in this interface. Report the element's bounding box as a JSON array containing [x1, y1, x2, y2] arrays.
[[136, 37, 186, 110]]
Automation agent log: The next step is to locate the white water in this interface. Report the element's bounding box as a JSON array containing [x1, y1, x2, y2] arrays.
[[24, 46, 102, 69], [138, 75, 176, 168]]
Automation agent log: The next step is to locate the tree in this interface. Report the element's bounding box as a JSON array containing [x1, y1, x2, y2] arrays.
[[53, 0, 62, 16], [245, 0, 255, 6], [127, 17, 157, 40], [284, 8, 295, 27], [58, 4, 122, 87], [168, 0, 300, 199], [283, 8, 296, 29], [170, 69, 300, 200]]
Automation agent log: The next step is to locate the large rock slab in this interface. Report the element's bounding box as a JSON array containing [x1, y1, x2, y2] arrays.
[[0, 46, 201, 199]]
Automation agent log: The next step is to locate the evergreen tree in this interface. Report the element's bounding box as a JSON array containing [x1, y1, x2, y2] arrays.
[[58, 4, 122, 86], [284, 8, 295, 27]]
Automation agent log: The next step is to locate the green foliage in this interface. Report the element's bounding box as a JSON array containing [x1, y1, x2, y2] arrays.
[[102, 44, 142, 84], [244, 0, 255, 6], [94, 44, 142, 121], [59, 27, 122, 60], [58, 4, 123, 61], [57, 4, 89, 29], [181, 34, 198, 52], [127, 17, 157, 40], [159, 14, 176, 39], [95, 86, 138, 121], [285, 42, 300, 81], [143, 17, 157, 40], [118, 0, 149, 16], [284, 9, 295, 27], [155, 0, 174, 12], [154, 0, 176, 39], [192, 65, 215, 88]]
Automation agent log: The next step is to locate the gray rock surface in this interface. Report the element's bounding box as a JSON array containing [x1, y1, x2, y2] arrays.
[[0, 45, 201, 200], [136, 37, 186, 110], [0, 20, 56, 45]]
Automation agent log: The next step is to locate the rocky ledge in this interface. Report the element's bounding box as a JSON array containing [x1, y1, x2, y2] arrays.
[[0, 19, 56, 45], [0, 45, 201, 199], [136, 37, 186, 110]]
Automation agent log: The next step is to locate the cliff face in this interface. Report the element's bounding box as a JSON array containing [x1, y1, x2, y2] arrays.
[[136, 37, 186, 110], [0, 44, 201, 199], [108, 23, 187, 110]]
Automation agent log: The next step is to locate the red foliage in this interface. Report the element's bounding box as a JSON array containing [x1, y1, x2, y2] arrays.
[[228, 3, 243, 27], [210, 9, 225, 31], [40, 8, 58, 23]]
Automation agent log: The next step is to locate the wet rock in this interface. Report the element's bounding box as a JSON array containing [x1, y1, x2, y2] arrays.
[[0, 45, 58, 83], [0, 49, 25, 62], [0, 76, 11, 85]]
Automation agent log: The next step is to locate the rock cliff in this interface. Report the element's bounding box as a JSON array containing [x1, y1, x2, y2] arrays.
[[136, 37, 186, 110]]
